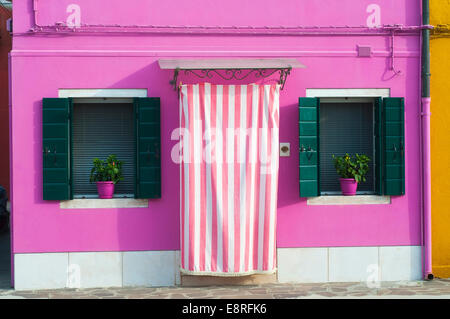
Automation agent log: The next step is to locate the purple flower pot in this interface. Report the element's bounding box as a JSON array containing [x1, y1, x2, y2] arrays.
[[339, 178, 358, 196], [96, 181, 115, 199]]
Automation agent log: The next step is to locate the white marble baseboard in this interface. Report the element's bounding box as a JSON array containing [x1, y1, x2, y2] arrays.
[[13, 246, 422, 290], [14, 250, 180, 290], [277, 246, 422, 283]]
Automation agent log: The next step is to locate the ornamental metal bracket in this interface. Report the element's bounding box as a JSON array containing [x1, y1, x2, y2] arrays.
[[170, 67, 292, 91]]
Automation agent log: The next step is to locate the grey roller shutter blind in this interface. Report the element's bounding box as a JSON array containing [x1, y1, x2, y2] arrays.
[[72, 103, 135, 197], [319, 102, 374, 193]]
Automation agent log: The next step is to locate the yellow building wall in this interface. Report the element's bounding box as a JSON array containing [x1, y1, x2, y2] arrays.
[[431, 0, 450, 278]]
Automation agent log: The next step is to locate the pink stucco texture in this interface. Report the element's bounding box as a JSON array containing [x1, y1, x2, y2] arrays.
[[10, 0, 422, 253]]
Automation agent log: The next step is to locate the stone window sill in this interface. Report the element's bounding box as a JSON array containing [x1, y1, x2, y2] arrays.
[[60, 198, 148, 209], [307, 195, 391, 206]]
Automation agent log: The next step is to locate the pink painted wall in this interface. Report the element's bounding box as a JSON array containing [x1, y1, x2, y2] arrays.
[[10, 0, 423, 253]]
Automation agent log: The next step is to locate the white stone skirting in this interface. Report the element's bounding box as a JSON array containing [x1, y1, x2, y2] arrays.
[[14, 251, 181, 291], [14, 246, 422, 290], [277, 246, 422, 283]]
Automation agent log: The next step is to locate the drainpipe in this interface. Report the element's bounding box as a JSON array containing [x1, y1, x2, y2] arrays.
[[421, 0, 433, 280], [33, 0, 39, 27]]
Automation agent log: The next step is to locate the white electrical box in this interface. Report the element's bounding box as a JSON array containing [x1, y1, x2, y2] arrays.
[[279, 143, 290, 157]]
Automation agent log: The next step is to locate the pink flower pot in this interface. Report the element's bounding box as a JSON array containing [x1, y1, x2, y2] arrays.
[[339, 178, 358, 196], [96, 181, 115, 199]]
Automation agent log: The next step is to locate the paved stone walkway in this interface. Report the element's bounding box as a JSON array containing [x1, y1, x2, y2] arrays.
[[0, 279, 450, 299]]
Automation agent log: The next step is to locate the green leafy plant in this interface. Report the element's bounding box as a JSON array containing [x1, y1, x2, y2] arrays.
[[89, 155, 124, 184], [332, 153, 371, 183]]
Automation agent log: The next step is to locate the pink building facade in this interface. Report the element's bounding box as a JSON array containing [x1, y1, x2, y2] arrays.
[[9, 0, 425, 289]]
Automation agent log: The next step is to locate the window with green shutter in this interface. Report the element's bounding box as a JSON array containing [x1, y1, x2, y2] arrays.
[[42, 97, 161, 201], [319, 101, 375, 194], [298, 96, 405, 198], [72, 102, 136, 198]]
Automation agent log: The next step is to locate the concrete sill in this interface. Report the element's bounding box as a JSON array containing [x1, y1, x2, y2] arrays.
[[307, 195, 391, 206], [60, 198, 148, 209]]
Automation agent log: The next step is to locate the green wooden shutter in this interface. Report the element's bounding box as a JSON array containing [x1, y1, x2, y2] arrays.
[[134, 97, 161, 199], [42, 98, 72, 200], [382, 97, 405, 195], [374, 97, 383, 195], [299, 97, 320, 197]]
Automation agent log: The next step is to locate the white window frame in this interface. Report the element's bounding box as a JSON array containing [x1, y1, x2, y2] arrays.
[[306, 88, 390, 99], [59, 89, 147, 99], [305, 88, 391, 206]]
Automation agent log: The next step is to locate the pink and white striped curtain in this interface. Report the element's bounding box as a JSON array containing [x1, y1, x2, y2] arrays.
[[179, 83, 280, 276]]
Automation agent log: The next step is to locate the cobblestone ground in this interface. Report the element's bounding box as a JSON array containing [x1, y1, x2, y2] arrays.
[[0, 279, 450, 299]]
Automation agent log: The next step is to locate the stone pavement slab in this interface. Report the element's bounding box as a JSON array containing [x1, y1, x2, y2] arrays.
[[0, 279, 449, 299]]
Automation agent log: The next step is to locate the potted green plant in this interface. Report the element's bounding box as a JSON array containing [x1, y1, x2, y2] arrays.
[[332, 153, 371, 196], [89, 155, 124, 199]]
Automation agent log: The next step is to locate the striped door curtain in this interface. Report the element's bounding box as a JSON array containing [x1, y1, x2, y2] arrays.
[[179, 83, 280, 276]]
